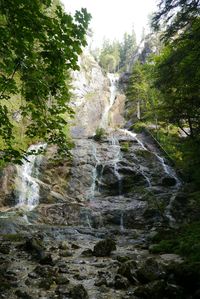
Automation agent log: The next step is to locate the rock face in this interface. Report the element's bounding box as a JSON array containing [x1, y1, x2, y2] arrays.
[[70, 53, 125, 138], [0, 165, 16, 207], [0, 51, 191, 299]]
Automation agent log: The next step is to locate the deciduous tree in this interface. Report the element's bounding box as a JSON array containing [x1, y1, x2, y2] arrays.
[[0, 0, 91, 162]]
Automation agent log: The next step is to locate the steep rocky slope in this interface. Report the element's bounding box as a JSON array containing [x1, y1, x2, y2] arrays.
[[1, 52, 198, 299]]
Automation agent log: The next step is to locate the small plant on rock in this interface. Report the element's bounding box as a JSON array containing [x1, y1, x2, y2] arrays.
[[93, 127, 106, 141]]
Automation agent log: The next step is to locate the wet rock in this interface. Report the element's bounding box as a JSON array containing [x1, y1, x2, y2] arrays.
[[59, 241, 70, 250], [39, 253, 54, 265], [93, 238, 116, 257], [71, 243, 80, 249], [28, 272, 38, 279], [161, 176, 177, 187], [25, 278, 37, 287], [0, 243, 11, 254], [55, 275, 70, 285], [56, 285, 70, 296], [114, 274, 129, 289], [117, 260, 138, 284], [34, 264, 57, 278], [60, 250, 73, 257], [116, 255, 131, 263], [24, 237, 45, 258], [94, 277, 107, 286], [73, 273, 88, 280], [136, 258, 165, 283], [3, 269, 18, 281], [70, 284, 88, 299], [58, 264, 69, 274], [81, 248, 93, 257], [0, 280, 12, 293], [15, 290, 33, 299], [39, 277, 54, 290], [134, 280, 184, 299], [159, 254, 183, 266]]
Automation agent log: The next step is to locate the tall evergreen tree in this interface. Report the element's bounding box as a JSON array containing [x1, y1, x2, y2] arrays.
[[152, 0, 200, 41]]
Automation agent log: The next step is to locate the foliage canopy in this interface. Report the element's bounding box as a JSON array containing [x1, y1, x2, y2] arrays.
[[0, 0, 91, 163]]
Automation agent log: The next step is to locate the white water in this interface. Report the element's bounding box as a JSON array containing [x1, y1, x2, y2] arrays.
[[119, 128, 180, 185], [119, 129, 147, 150], [89, 74, 119, 200], [109, 134, 123, 195], [88, 143, 100, 200], [15, 143, 46, 210], [118, 128, 182, 227], [120, 212, 124, 232], [100, 73, 118, 129], [119, 129, 152, 187], [89, 72, 181, 229]]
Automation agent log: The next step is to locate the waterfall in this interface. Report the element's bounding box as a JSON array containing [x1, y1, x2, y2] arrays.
[[109, 134, 122, 195], [15, 143, 46, 210], [119, 129, 147, 150], [119, 129, 152, 187], [88, 143, 100, 200], [119, 128, 180, 186], [88, 73, 119, 201], [118, 128, 182, 227], [88, 72, 181, 230], [100, 73, 118, 129]]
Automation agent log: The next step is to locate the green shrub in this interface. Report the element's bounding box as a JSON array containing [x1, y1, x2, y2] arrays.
[[150, 222, 200, 263], [121, 141, 130, 152], [93, 127, 106, 141]]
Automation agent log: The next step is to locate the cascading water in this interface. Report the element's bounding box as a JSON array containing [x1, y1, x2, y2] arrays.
[[100, 73, 118, 129], [118, 128, 181, 226], [119, 129, 152, 187], [88, 143, 100, 200], [119, 128, 180, 186], [88, 72, 181, 230], [88, 73, 119, 201], [109, 134, 123, 195], [15, 143, 46, 210]]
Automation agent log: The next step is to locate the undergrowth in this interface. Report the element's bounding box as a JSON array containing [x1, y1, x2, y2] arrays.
[[151, 221, 200, 263]]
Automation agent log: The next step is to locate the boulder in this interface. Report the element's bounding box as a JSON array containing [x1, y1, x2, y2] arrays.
[[117, 260, 138, 283], [136, 258, 165, 283], [93, 238, 116, 257], [161, 176, 177, 187], [134, 280, 184, 299], [15, 290, 33, 299], [81, 249, 93, 257], [70, 284, 88, 299], [114, 274, 129, 289]]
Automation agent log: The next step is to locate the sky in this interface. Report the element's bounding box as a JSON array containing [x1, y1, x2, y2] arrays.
[[62, 0, 158, 48]]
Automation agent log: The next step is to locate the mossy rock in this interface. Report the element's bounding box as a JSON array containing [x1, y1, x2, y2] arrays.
[[70, 284, 88, 299], [114, 274, 129, 289], [136, 258, 165, 283], [93, 238, 116, 257], [1, 233, 24, 242], [117, 260, 137, 283], [134, 280, 184, 299]]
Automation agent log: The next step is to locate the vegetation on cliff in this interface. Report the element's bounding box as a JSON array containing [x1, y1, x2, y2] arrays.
[[125, 0, 200, 266], [126, 0, 200, 186]]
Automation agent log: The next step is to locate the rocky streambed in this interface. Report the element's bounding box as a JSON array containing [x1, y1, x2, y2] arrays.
[[1, 129, 199, 299], [0, 223, 187, 299]]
